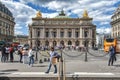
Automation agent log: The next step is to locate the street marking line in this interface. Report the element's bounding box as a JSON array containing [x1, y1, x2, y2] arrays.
[[0, 72, 57, 75], [74, 72, 114, 75], [0, 72, 114, 76]]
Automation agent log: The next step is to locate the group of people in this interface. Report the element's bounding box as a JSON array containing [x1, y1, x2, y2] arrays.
[[0, 45, 61, 74], [1, 45, 14, 62]]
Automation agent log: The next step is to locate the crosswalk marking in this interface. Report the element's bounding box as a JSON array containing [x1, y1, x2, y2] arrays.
[[0, 72, 114, 76], [74, 72, 114, 75]]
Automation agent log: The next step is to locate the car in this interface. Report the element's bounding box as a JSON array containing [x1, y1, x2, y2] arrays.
[[24, 44, 29, 50], [93, 47, 98, 50]]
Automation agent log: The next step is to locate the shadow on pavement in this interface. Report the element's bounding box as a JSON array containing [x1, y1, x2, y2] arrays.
[[1, 69, 18, 72], [0, 69, 18, 76], [33, 65, 48, 67], [0, 76, 10, 80], [114, 65, 120, 67]]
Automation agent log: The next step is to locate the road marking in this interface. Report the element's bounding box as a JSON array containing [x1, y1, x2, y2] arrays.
[[0, 72, 56, 75], [0, 72, 114, 76], [74, 72, 114, 75]]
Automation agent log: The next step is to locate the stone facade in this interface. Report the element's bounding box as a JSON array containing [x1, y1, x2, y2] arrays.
[[111, 5, 120, 38], [28, 10, 96, 47], [0, 2, 15, 42], [14, 35, 28, 45]]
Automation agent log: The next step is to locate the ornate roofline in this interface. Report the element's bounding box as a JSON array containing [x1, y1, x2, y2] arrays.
[[32, 17, 93, 20]]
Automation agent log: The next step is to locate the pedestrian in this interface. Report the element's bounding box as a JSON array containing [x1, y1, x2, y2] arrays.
[[5, 46, 10, 62], [18, 47, 23, 63], [22, 48, 28, 64], [28, 47, 34, 67], [45, 47, 60, 74], [1, 45, 6, 62], [108, 44, 116, 66], [9, 45, 14, 62]]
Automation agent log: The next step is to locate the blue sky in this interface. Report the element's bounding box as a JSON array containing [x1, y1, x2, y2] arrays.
[[1, 0, 120, 35]]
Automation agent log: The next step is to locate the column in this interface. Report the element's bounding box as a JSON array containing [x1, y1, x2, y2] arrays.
[[64, 28, 67, 38], [88, 29, 90, 38], [40, 28, 43, 38], [79, 27, 83, 38], [57, 28, 60, 38], [49, 29, 52, 38], [43, 27, 45, 38], [32, 40, 35, 47], [32, 28, 35, 38], [34, 28, 37, 38], [90, 29, 92, 38], [72, 29, 75, 38]]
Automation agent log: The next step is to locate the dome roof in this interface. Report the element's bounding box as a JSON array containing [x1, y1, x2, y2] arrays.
[[0, 2, 13, 17]]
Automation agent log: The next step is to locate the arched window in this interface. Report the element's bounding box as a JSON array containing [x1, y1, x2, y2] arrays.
[[60, 40, 64, 46], [68, 40, 72, 45], [53, 41, 57, 46], [45, 40, 49, 46], [75, 40, 79, 46], [35, 40, 40, 47]]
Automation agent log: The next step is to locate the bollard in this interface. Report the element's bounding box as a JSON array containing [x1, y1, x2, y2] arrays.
[[39, 59, 43, 63], [44, 58, 47, 62]]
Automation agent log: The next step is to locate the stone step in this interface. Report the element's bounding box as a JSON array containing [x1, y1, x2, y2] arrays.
[[0, 72, 120, 80]]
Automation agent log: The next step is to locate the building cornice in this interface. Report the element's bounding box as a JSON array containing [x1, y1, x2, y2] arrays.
[[111, 18, 120, 25], [32, 17, 93, 20], [0, 16, 15, 24]]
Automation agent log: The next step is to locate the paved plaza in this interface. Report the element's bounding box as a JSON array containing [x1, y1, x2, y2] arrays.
[[0, 50, 120, 78]]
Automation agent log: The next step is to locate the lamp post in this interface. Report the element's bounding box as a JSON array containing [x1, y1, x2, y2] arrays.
[[60, 46, 64, 80], [35, 39, 38, 61], [84, 28, 88, 62]]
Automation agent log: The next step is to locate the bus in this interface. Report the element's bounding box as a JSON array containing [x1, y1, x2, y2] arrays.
[[104, 38, 117, 52], [11, 42, 20, 47], [104, 38, 120, 53]]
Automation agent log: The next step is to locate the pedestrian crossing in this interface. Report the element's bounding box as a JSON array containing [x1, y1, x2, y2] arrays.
[[0, 72, 114, 76]]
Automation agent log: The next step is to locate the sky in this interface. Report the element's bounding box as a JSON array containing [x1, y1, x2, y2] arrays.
[[1, 0, 120, 35]]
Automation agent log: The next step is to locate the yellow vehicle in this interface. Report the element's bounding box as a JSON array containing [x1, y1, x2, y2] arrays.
[[104, 38, 116, 52], [104, 38, 120, 53]]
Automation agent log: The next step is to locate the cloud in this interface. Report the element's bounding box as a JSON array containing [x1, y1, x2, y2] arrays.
[[1, 0, 119, 35], [42, 12, 58, 18], [14, 30, 24, 35], [97, 27, 111, 34], [100, 22, 110, 25]]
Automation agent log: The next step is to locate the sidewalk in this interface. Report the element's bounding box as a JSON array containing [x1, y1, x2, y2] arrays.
[[0, 59, 120, 77]]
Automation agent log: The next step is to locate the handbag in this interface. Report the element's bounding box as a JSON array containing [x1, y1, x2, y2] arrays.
[[31, 55, 34, 57]]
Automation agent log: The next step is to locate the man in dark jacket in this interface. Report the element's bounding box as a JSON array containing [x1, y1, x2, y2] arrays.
[[108, 45, 116, 66], [1, 45, 6, 62]]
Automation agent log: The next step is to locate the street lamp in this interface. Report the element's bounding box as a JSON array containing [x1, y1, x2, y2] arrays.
[[84, 28, 88, 62], [60, 46, 64, 80], [35, 39, 39, 61]]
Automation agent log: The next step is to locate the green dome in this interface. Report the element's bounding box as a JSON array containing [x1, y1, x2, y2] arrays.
[[55, 10, 70, 18]]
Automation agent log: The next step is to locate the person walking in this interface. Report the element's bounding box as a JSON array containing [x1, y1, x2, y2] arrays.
[[18, 47, 23, 63], [1, 45, 6, 62], [45, 47, 60, 74], [28, 47, 34, 67], [108, 44, 116, 66], [5, 46, 10, 62], [9, 45, 14, 62], [22, 48, 28, 64]]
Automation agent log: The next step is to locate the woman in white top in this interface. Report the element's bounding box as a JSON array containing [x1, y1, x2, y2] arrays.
[[28, 47, 34, 67], [22, 48, 28, 64]]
